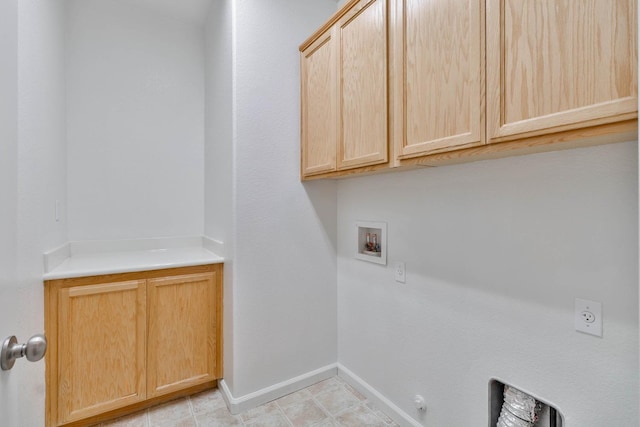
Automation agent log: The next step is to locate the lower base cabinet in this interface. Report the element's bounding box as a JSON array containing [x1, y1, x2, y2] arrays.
[[44, 264, 223, 427]]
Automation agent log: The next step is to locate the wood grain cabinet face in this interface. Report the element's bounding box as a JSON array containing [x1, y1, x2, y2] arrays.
[[57, 280, 147, 424], [302, 0, 637, 175], [300, 0, 389, 178], [394, 0, 484, 159], [487, 0, 638, 143], [338, 0, 388, 170], [147, 272, 220, 398], [301, 30, 337, 176], [45, 265, 223, 427]]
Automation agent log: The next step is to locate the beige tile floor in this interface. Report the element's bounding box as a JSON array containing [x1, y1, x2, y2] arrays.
[[97, 376, 400, 427]]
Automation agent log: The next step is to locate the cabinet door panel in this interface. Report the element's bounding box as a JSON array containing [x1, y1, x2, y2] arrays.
[[57, 280, 146, 424], [147, 272, 219, 398], [487, 0, 638, 142], [338, 0, 388, 169], [395, 0, 483, 159], [301, 30, 337, 177]]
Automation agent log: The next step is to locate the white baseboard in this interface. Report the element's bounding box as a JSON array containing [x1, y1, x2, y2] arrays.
[[337, 363, 423, 427], [219, 364, 338, 415]]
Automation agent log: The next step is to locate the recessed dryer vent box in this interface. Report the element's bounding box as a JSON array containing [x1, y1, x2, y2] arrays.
[[355, 221, 386, 265], [489, 379, 564, 427]]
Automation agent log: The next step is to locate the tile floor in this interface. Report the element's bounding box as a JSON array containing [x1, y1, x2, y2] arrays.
[[96, 376, 400, 427]]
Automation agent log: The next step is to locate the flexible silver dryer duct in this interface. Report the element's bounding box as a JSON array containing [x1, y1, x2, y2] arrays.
[[496, 385, 543, 427]]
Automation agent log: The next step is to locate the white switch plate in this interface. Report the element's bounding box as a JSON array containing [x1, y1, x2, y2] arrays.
[[574, 298, 602, 337], [395, 262, 405, 283]]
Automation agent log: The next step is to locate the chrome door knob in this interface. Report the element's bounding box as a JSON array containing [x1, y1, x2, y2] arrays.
[[24, 334, 47, 362], [1, 334, 47, 370]]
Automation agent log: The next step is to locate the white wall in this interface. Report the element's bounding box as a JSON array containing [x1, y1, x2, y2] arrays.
[[205, 0, 234, 249], [337, 142, 639, 426], [0, 1, 68, 426], [0, 0, 20, 423], [66, 0, 205, 241], [17, 0, 68, 280], [0, 1, 18, 285], [226, 0, 338, 397], [204, 0, 236, 391]]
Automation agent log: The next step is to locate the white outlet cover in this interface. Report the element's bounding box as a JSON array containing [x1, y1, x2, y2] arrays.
[[395, 261, 405, 283], [574, 298, 602, 337]]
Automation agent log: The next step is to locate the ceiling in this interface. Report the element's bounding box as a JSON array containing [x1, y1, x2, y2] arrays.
[[127, 0, 212, 26]]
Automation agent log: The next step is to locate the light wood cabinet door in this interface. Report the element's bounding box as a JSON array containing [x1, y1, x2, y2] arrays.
[[147, 271, 221, 398], [487, 0, 638, 143], [338, 0, 388, 170], [394, 0, 484, 159], [301, 28, 338, 177], [57, 280, 146, 424]]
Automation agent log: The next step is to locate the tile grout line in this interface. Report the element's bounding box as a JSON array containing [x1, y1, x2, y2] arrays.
[[99, 376, 398, 427], [311, 378, 378, 425], [274, 388, 335, 427], [308, 379, 342, 425], [319, 380, 396, 426], [312, 381, 360, 425], [186, 395, 198, 427], [335, 378, 397, 426], [273, 400, 297, 427], [310, 394, 337, 425]]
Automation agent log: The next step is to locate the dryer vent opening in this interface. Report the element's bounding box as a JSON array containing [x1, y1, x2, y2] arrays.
[[489, 379, 564, 427]]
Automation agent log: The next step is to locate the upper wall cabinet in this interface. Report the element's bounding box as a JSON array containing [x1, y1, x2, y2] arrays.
[[486, 0, 638, 143], [300, 0, 388, 179], [300, 28, 337, 176], [300, 0, 638, 179], [338, 0, 388, 170], [393, 0, 484, 159]]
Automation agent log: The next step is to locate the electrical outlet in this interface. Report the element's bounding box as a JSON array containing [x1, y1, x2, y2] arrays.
[[395, 262, 405, 283], [413, 394, 426, 411], [575, 298, 602, 337], [580, 311, 595, 323]]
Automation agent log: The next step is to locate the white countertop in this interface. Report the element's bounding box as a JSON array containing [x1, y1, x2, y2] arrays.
[[43, 237, 224, 280]]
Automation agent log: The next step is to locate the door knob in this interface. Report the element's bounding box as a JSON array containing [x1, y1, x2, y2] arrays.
[[1, 334, 47, 371]]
